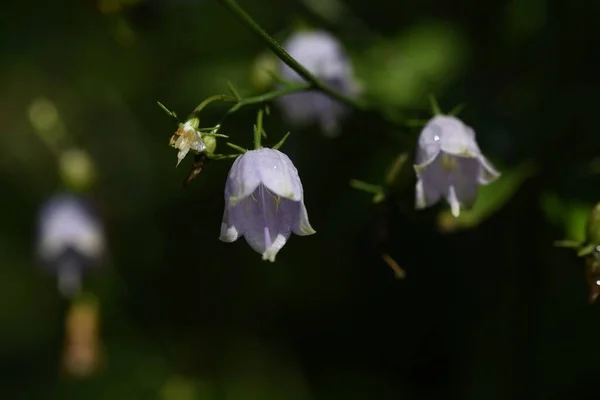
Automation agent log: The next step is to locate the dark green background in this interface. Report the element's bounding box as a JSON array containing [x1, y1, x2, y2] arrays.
[[1, 0, 599, 398]]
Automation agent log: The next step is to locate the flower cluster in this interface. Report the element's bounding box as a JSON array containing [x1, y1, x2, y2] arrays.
[[161, 26, 502, 263]]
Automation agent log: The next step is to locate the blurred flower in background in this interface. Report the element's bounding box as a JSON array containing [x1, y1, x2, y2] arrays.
[[62, 294, 104, 379], [36, 193, 106, 297], [275, 29, 360, 137]]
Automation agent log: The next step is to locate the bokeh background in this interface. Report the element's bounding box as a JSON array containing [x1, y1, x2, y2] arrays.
[[2, 0, 600, 398]]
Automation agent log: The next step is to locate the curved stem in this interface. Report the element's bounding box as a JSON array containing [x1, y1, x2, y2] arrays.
[[227, 82, 310, 114], [189, 94, 237, 120], [216, 0, 366, 110]]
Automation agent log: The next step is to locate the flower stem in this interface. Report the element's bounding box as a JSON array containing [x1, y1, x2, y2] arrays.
[[254, 109, 264, 149], [553, 240, 582, 249], [189, 94, 236, 120], [272, 132, 290, 150], [226, 83, 310, 115], [208, 153, 242, 160], [216, 0, 366, 111], [428, 94, 442, 115], [226, 142, 247, 153], [157, 101, 181, 123], [226, 81, 242, 100], [448, 102, 466, 116], [349, 179, 384, 194], [382, 253, 406, 279]]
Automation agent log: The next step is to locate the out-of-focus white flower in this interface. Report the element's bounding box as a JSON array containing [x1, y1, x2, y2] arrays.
[[219, 148, 315, 261], [414, 115, 500, 217], [36, 193, 106, 296], [276, 30, 360, 137], [170, 121, 206, 166]]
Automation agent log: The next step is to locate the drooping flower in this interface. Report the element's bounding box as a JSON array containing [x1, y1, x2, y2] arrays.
[[219, 148, 315, 261], [414, 115, 500, 217], [276, 30, 360, 137], [169, 120, 206, 166], [36, 193, 106, 297]]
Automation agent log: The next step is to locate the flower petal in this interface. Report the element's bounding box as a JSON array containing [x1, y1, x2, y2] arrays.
[[293, 201, 316, 236], [224, 153, 261, 205], [416, 119, 443, 166], [226, 185, 299, 256], [262, 234, 288, 262], [449, 156, 480, 210], [255, 149, 303, 201], [420, 115, 481, 158], [415, 179, 428, 209], [219, 209, 239, 242], [227, 149, 302, 204], [446, 185, 461, 217], [414, 153, 445, 209], [478, 155, 501, 184]]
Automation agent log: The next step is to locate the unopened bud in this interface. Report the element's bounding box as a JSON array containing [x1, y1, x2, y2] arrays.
[[59, 148, 96, 191]]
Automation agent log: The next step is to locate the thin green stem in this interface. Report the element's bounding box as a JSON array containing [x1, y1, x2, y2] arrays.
[[226, 142, 247, 153], [272, 132, 290, 150], [404, 119, 430, 127], [216, 0, 366, 110], [349, 179, 384, 195], [189, 94, 236, 120], [448, 102, 465, 116], [157, 101, 181, 123], [254, 109, 264, 149], [384, 153, 409, 185], [553, 240, 582, 249], [429, 94, 442, 115], [226, 81, 242, 100], [208, 153, 242, 160], [226, 83, 310, 115]]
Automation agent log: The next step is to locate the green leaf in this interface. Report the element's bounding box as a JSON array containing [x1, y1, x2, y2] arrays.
[[540, 192, 591, 243], [355, 22, 467, 108], [553, 240, 582, 249], [577, 244, 596, 257]]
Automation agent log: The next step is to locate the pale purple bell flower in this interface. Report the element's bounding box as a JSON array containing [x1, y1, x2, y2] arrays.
[[36, 193, 106, 297], [414, 115, 501, 217], [219, 148, 315, 261], [276, 30, 360, 137]]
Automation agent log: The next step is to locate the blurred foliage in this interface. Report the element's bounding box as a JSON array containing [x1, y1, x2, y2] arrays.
[[1, 0, 600, 399]]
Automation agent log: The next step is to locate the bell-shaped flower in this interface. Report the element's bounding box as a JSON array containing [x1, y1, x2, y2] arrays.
[[36, 193, 106, 297], [414, 115, 500, 217], [276, 30, 360, 137], [219, 148, 315, 261]]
